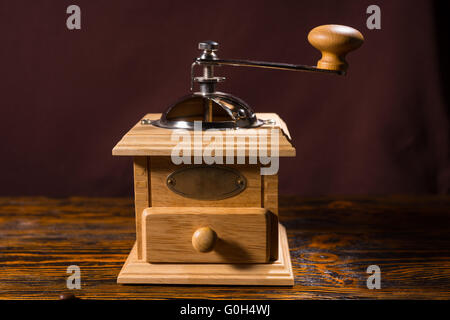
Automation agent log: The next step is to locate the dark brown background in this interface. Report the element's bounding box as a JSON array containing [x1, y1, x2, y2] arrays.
[[0, 0, 448, 197]]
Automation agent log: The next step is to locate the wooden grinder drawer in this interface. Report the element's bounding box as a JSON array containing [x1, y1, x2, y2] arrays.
[[143, 207, 278, 263]]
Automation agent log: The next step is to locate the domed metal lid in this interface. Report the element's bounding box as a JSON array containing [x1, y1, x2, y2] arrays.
[[148, 26, 360, 131], [152, 92, 263, 130]]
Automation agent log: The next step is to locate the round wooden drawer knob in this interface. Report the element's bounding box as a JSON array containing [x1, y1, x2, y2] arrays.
[[192, 226, 217, 253]]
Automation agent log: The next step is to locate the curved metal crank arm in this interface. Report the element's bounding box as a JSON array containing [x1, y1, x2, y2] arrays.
[[196, 58, 345, 75]]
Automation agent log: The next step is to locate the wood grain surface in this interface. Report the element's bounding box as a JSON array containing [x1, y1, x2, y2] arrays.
[[150, 157, 262, 208], [112, 113, 296, 157], [144, 207, 271, 263], [118, 225, 293, 285], [1, 196, 450, 299]]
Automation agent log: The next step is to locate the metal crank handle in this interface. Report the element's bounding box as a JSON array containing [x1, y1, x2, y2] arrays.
[[195, 58, 344, 75], [195, 24, 364, 73], [190, 25, 363, 90]]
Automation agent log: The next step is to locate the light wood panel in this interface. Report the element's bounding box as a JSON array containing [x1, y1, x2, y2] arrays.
[[118, 224, 293, 285], [263, 173, 278, 215], [112, 113, 296, 157], [150, 157, 262, 208], [133, 157, 150, 260], [143, 207, 273, 263]]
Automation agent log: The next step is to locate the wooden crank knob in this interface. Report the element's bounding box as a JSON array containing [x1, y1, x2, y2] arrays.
[[192, 226, 217, 253], [308, 24, 364, 72]]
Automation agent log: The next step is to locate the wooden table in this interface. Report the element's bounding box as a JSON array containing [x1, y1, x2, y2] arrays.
[[1, 196, 450, 299]]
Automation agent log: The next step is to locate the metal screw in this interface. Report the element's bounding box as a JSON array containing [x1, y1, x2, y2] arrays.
[[167, 178, 175, 186], [264, 119, 276, 125], [198, 40, 219, 51], [141, 119, 152, 125]]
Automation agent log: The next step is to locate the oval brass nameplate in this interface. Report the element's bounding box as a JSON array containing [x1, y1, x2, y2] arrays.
[[166, 166, 247, 200]]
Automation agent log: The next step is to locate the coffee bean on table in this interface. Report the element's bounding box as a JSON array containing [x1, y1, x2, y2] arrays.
[[59, 292, 77, 300]]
